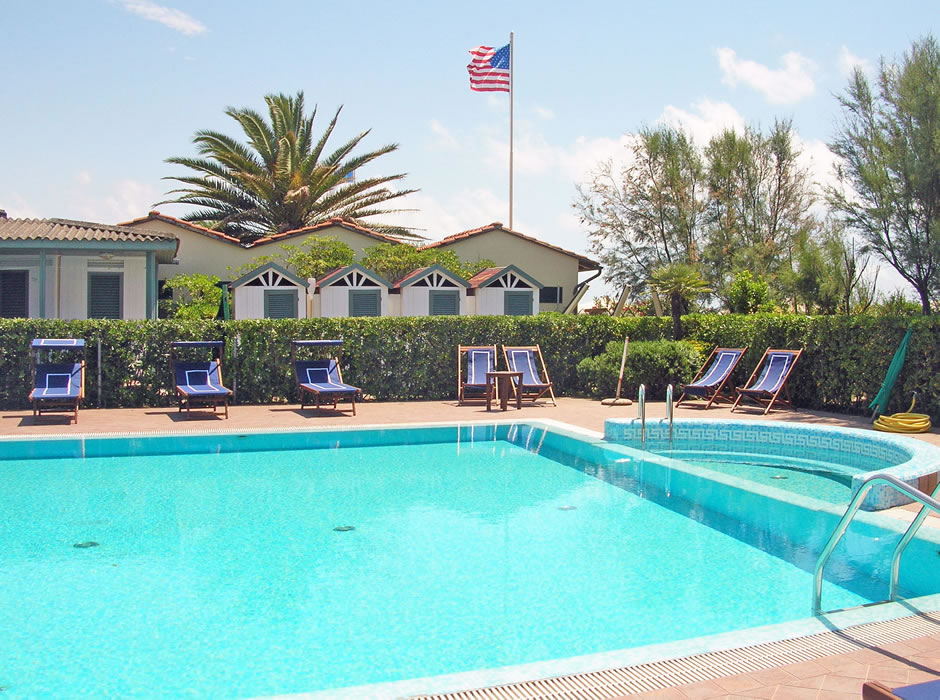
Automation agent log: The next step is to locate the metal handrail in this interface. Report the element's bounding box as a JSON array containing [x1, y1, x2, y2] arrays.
[[665, 384, 674, 443], [813, 473, 940, 615], [638, 384, 646, 445]]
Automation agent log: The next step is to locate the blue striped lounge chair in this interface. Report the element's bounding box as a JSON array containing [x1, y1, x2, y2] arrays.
[[675, 347, 747, 409], [292, 340, 360, 415], [458, 345, 497, 405], [29, 338, 85, 424], [503, 345, 556, 406], [731, 348, 803, 414], [172, 341, 233, 419]]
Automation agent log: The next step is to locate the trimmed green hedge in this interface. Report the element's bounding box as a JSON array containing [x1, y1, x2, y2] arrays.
[[0, 314, 936, 420]]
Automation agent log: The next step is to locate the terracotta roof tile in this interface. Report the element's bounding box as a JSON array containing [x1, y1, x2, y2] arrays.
[[0, 217, 177, 245], [421, 222, 600, 272], [119, 211, 243, 244], [466, 266, 505, 288]]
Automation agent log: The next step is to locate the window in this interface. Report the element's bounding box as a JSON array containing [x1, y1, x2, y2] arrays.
[[428, 290, 459, 316], [503, 290, 533, 316], [87, 272, 122, 319], [539, 286, 563, 304], [349, 289, 380, 317], [264, 290, 298, 319], [0, 270, 29, 318]]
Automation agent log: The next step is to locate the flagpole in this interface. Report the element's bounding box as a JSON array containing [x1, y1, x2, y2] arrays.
[[509, 30, 514, 230]]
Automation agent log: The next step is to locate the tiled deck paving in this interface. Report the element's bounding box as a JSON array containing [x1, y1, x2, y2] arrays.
[[3, 398, 939, 699]]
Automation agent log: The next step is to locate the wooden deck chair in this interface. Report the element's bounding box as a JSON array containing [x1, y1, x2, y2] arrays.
[[458, 345, 497, 404], [731, 348, 802, 414], [503, 345, 556, 406], [171, 341, 233, 419], [676, 347, 747, 409], [29, 338, 86, 424], [292, 340, 360, 415]]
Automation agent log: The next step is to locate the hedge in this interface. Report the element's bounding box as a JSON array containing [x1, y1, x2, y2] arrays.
[[0, 314, 936, 420]]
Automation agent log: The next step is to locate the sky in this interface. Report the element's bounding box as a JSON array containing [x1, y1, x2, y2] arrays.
[[1, 1, 936, 302]]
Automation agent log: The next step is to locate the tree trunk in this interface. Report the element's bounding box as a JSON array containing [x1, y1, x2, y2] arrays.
[[671, 292, 684, 340]]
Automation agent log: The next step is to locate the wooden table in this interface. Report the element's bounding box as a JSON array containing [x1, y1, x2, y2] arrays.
[[486, 371, 523, 411]]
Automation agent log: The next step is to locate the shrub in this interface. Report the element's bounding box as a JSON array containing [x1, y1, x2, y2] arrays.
[[577, 340, 703, 400]]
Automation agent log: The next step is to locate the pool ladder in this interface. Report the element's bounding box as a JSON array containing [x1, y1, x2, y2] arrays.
[[636, 384, 674, 446], [813, 474, 940, 615]]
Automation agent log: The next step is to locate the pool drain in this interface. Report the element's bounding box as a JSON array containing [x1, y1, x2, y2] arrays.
[[333, 526, 355, 532], [73, 541, 99, 548], [558, 505, 577, 510], [770, 475, 789, 480]]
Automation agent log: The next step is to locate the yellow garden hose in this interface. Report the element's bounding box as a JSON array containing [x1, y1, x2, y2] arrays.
[[873, 394, 932, 433]]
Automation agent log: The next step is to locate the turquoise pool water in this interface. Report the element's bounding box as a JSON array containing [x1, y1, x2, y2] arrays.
[[0, 424, 937, 698], [654, 450, 856, 503]]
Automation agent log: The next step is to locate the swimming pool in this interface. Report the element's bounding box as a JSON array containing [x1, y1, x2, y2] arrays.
[[1, 421, 939, 698], [606, 418, 940, 509]]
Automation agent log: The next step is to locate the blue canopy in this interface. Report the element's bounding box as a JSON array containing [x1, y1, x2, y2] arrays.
[[31, 338, 85, 349]]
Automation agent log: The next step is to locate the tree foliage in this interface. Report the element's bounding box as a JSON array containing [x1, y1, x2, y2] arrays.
[[575, 126, 705, 292], [160, 91, 418, 243], [648, 262, 711, 339], [229, 236, 355, 280], [161, 274, 222, 319], [358, 243, 494, 283], [828, 35, 940, 314]]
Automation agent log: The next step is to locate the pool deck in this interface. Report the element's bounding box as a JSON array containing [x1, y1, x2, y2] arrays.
[[3, 398, 939, 700]]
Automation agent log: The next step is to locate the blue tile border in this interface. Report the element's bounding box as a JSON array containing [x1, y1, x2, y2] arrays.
[[604, 418, 940, 510]]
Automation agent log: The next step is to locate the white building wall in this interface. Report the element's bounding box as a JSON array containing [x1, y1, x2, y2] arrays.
[[123, 256, 147, 319], [388, 293, 402, 317], [474, 287, 538, 316], [232, 286, 308, 319], [400, 287, 467, 316], [317, 286, 389, 317]]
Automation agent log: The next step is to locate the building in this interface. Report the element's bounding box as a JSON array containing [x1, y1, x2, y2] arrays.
[[391, 264, 469, 316], [420, 223, 601, 313], [0, 214, 177, 320], [230, 262, 310, 319]]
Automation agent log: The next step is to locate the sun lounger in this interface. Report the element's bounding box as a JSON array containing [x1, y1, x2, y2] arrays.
[[29, 338, 85, 423], [171, 341, 233, 418], [863, 679, 940, 700], [503, 345, 556, 406], [676, 347, 747, 409], [731, 348, 802, 414], [292, 340, 360, 415], [458, 345, 497, 404]]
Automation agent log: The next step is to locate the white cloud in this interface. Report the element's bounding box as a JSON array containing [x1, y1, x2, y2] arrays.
[[75, 171, 92, 185], [657, 98, 746, 145], [429, 120, 458, 150], [838, 46, 872, 77], [717, 48, 816, 104], [72, 179, 159, 223], [119, 1, 207, 36], [381, 189, 508, 239], [534, 106, 555, 120]]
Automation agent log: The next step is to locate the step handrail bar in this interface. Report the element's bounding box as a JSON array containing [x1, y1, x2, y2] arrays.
[[638, 383, 646, 445], [665, 384, 674, 443], [813, 473, 940, 615]]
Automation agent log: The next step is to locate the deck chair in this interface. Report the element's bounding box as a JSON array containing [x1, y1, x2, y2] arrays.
[[503, 345, 556, 406], [863, 679, 940, 700], [29, 339, 85, 424], [676, 347, 747, 409], [458, 345, 497, 404], [731, 348, 802, 414], [292, 340, 360, 415], [171, 341, 233, 419]]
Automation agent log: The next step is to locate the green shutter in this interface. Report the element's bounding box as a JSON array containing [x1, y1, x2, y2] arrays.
[[503, 291, 532, 316], [429, 290, 459, 316], [0, 270, 28, 318], [264, 290, 298, 319], [349, 290, 380, 317], [87, 272, 122, 319]]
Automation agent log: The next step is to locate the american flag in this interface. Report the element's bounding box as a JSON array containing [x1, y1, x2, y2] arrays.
[[467, 44, 510, 92]]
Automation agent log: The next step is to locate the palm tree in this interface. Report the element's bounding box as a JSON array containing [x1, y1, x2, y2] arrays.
[[159, 92, 418, 242], [648, 263, 711, 340]]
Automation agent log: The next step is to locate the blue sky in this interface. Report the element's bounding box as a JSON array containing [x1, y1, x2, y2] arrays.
[[1, 1, 936, 299]]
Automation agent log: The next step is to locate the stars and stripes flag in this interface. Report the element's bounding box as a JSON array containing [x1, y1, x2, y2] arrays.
[[467, 43, 510, 92]]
